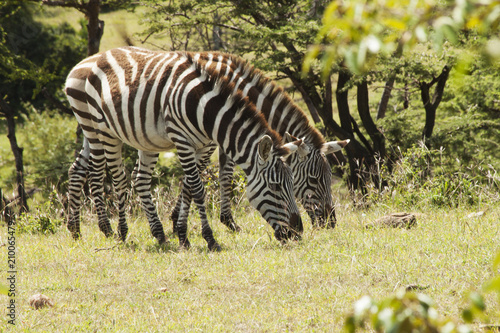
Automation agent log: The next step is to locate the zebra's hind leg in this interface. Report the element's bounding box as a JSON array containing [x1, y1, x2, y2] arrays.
[[218, 151, 241, 232], [87, 141, 114, 238], [134, 151, 166, 244], [67, 137, 90, 239]]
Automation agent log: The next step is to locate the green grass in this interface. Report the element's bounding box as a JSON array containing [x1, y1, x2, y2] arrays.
[[2, 194, 499, 331]]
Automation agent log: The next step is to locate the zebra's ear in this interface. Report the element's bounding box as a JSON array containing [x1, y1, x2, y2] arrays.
[[282, 139, 302, 159], [258, 135, 274, 163], [285, 132, 309, 158], [284, 132, 296, 143], [321, 139, 350, 155]]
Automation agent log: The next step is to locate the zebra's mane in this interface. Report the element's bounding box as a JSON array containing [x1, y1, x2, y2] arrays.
[[184, 53, 290, 157], [189, 51, 326, 150]]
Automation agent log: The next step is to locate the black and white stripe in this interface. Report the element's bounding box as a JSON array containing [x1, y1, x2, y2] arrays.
[[65, 47, 303, 250], [166, 52, 350, 231]]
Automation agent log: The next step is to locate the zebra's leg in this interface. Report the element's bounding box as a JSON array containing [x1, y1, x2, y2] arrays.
[[102, 139, 130, 242], [172, 144, 216, 234], [170, 182, 186, 234], [175, 178, 192, 249], [87, 140, 114, 238], [67, 137, 90, 239], [174, 142, 221, 252], [218, 150, 241, 232], [134, 151, 167, 244]]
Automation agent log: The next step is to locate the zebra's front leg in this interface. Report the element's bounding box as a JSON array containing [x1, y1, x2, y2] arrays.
[[172, 144, 216, 234], [175, 144, 221, 252], [67, 137, 90, 239], [134, 151, 166, 244], [175, 179, 192, 249], [218, 151, 241, 232], [170, 182, 189, 234]]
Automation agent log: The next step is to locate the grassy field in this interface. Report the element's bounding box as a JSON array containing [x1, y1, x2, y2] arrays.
[[1, 190, 499, 331]]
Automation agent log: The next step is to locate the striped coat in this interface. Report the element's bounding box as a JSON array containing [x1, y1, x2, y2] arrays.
[[156, 52, 350, 231], [65, 47, 303, 250]]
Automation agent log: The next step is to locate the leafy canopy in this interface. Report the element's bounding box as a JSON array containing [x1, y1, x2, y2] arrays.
[[305, 0, 500, 75]]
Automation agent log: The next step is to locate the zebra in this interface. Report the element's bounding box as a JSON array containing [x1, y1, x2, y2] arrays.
[[149, 52, 350, 232], [64, 47, 303, 251]]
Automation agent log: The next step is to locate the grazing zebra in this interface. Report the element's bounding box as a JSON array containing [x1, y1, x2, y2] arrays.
[[65, 47, 303, 250], [158, 53, 350, 231]]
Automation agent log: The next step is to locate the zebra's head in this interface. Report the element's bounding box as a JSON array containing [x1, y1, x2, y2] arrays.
[[284, 132, 350, 228], [246, 134, 303, 242]]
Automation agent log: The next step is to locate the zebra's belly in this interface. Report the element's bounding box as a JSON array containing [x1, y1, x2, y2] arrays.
[[97, 122, 176, 153]]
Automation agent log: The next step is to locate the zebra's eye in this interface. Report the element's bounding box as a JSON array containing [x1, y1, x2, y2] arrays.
[[309, 177, 319, 186]]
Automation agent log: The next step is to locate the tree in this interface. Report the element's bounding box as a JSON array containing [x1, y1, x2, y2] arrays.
[[0, 1, 86, 213], [139, 0, 385, 190], [138, 0, 500, 191]]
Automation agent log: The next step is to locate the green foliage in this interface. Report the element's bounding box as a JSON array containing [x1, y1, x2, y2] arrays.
[[306, 0, 500, 75], [363, 144, 499, 208], [0, 1, 86, 112], [17, 201, 63, 235], [200, 161, 247, 217], [139, 0, 321, 75], [345, 252, 500, 333], [19, 109, 78, 195], [344, 291, 471, 333]]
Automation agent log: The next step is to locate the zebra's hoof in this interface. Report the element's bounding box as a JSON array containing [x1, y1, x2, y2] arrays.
[[209, 242, 222, 252], [179, 239, 191, 250], [70, 231, 81, 240], [67, 224, 81, 239], [220, 214, 241, 232]]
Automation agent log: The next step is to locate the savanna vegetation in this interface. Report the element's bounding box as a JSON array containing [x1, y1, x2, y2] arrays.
[[1, 0, 499, 331]]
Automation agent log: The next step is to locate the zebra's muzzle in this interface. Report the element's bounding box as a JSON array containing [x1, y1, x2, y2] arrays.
[[289, 212, 303, 234], [317, 205, 336, 229]]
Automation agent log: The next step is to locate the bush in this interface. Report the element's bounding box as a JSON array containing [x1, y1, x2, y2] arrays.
[[20, 109, 79, 196], [362, 144, 500, 209], [16, 200, 63, 234]]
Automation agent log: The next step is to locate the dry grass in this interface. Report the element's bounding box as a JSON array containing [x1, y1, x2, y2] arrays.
[[1, 191, 499, 331]]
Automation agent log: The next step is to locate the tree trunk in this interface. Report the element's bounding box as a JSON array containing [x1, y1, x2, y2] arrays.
[[86, 0, 104, 56], [420, 65, 450, 142], [376, 76, 394, 119], [357, 80, 386, 158], [336, 70, 353, 133], [0, 99, 28, 213]]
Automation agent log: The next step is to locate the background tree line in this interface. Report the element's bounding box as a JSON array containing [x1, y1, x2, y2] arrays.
[[0, 0, 499, 217]]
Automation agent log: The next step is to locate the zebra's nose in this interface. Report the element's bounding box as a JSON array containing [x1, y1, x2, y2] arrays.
[[324, 206, 336, 229], [289, 212, 303, 234]]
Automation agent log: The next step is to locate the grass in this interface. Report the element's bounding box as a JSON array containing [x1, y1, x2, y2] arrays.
[[1, 191, 499, 332]]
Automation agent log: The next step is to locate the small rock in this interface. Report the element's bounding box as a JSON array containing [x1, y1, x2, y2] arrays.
[[406, 284, 430, 292], [467, 211, 485, 218], [366, 212, 417, 229], [29, 294, 54, 310]]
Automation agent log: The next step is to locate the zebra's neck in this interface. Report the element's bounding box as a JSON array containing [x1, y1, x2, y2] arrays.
[[194, 52, 325, 148], [158, 52, 285, 174]]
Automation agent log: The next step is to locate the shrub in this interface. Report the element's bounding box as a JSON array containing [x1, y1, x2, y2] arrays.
[[20, 109, 78, 196], [362, 144, 499, 208], [16, 200, 63, 234]]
